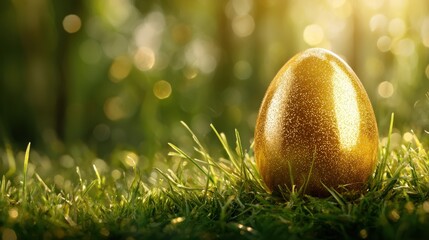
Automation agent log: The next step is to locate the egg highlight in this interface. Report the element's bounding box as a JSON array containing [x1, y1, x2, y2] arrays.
[[254, 48, 379, 197]]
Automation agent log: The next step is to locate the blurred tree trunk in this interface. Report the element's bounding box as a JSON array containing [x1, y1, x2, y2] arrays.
[[13, 0, 58, 144], [53, 0, 84, 142], [211, 0, 234, 124], [12, 0, 84, 146]]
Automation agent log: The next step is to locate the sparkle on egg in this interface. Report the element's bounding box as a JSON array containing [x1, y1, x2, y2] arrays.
[[254, 48, 379, 197]]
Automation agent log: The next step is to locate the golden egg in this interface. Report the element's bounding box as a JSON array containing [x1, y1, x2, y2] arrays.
[[254, 48, 379, 197]]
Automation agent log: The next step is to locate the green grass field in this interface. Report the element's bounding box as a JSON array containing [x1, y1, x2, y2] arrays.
[[1, 115, 429, 240]]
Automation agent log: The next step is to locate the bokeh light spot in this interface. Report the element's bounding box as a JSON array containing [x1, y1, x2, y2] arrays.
[[377, 36, 391, 52], [79, 40, 102, 64], [404, 201, 415, 214], [110, 56, 132, 82], [104, 97, 127, 121], [171, 217, 185, 224], [100, 228, 110, 237], [135, 11, 165, 45], [369, 14, 388, 32], [63, 14, 82, 33], [185, 39, 218, 74], [389, 209, 400, 222], [233, 60, 252, 80], [2, 228, 17, 240], [388, 18, 407, 38], [93, 159, 109, 174], [232, 14, 255, 37], [303, 24, 324, 46], [93, 124, 110, 141], [8, 208, 18, 219], [134, 47, 155, 71], [103, 0, 133, 27], [123, 151, 138, 168], [199, 55, 217, 74], [183, 67, 199, 80], [403, 132, 413, 142], [54, 174, 65, 188], [231, 0, 253, 16], [153, 80, 172, 100], [378, 81, 394, 98], [102, 33, 129, 59], [359, 229, 368, 239], [392, 38, 415, 56], [60, 155, 75, 169], [111, 169, 122, 180]]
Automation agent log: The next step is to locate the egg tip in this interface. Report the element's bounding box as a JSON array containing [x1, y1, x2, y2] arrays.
[[299, 48, 343, 61]]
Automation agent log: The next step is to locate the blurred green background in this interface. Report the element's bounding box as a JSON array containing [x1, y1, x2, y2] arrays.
[[1, 0, 429, 159]]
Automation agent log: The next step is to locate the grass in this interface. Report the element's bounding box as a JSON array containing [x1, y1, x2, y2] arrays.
[[1, 117, 429, 239]]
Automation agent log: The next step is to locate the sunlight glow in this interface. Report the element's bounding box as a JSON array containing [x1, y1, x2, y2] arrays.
[[332, 62, 360, 150]]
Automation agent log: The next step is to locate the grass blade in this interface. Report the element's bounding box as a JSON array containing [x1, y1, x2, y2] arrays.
[[1, 175, 5, 198], [211, 124, 240, 170], [23, 142, 31, 202], [373, 113, 394, 190], [93, 164, 102, 189], [168, 143, 214, 184]]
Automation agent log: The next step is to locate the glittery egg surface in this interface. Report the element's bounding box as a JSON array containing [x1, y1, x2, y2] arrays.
[[254, 48, 379, 197]]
